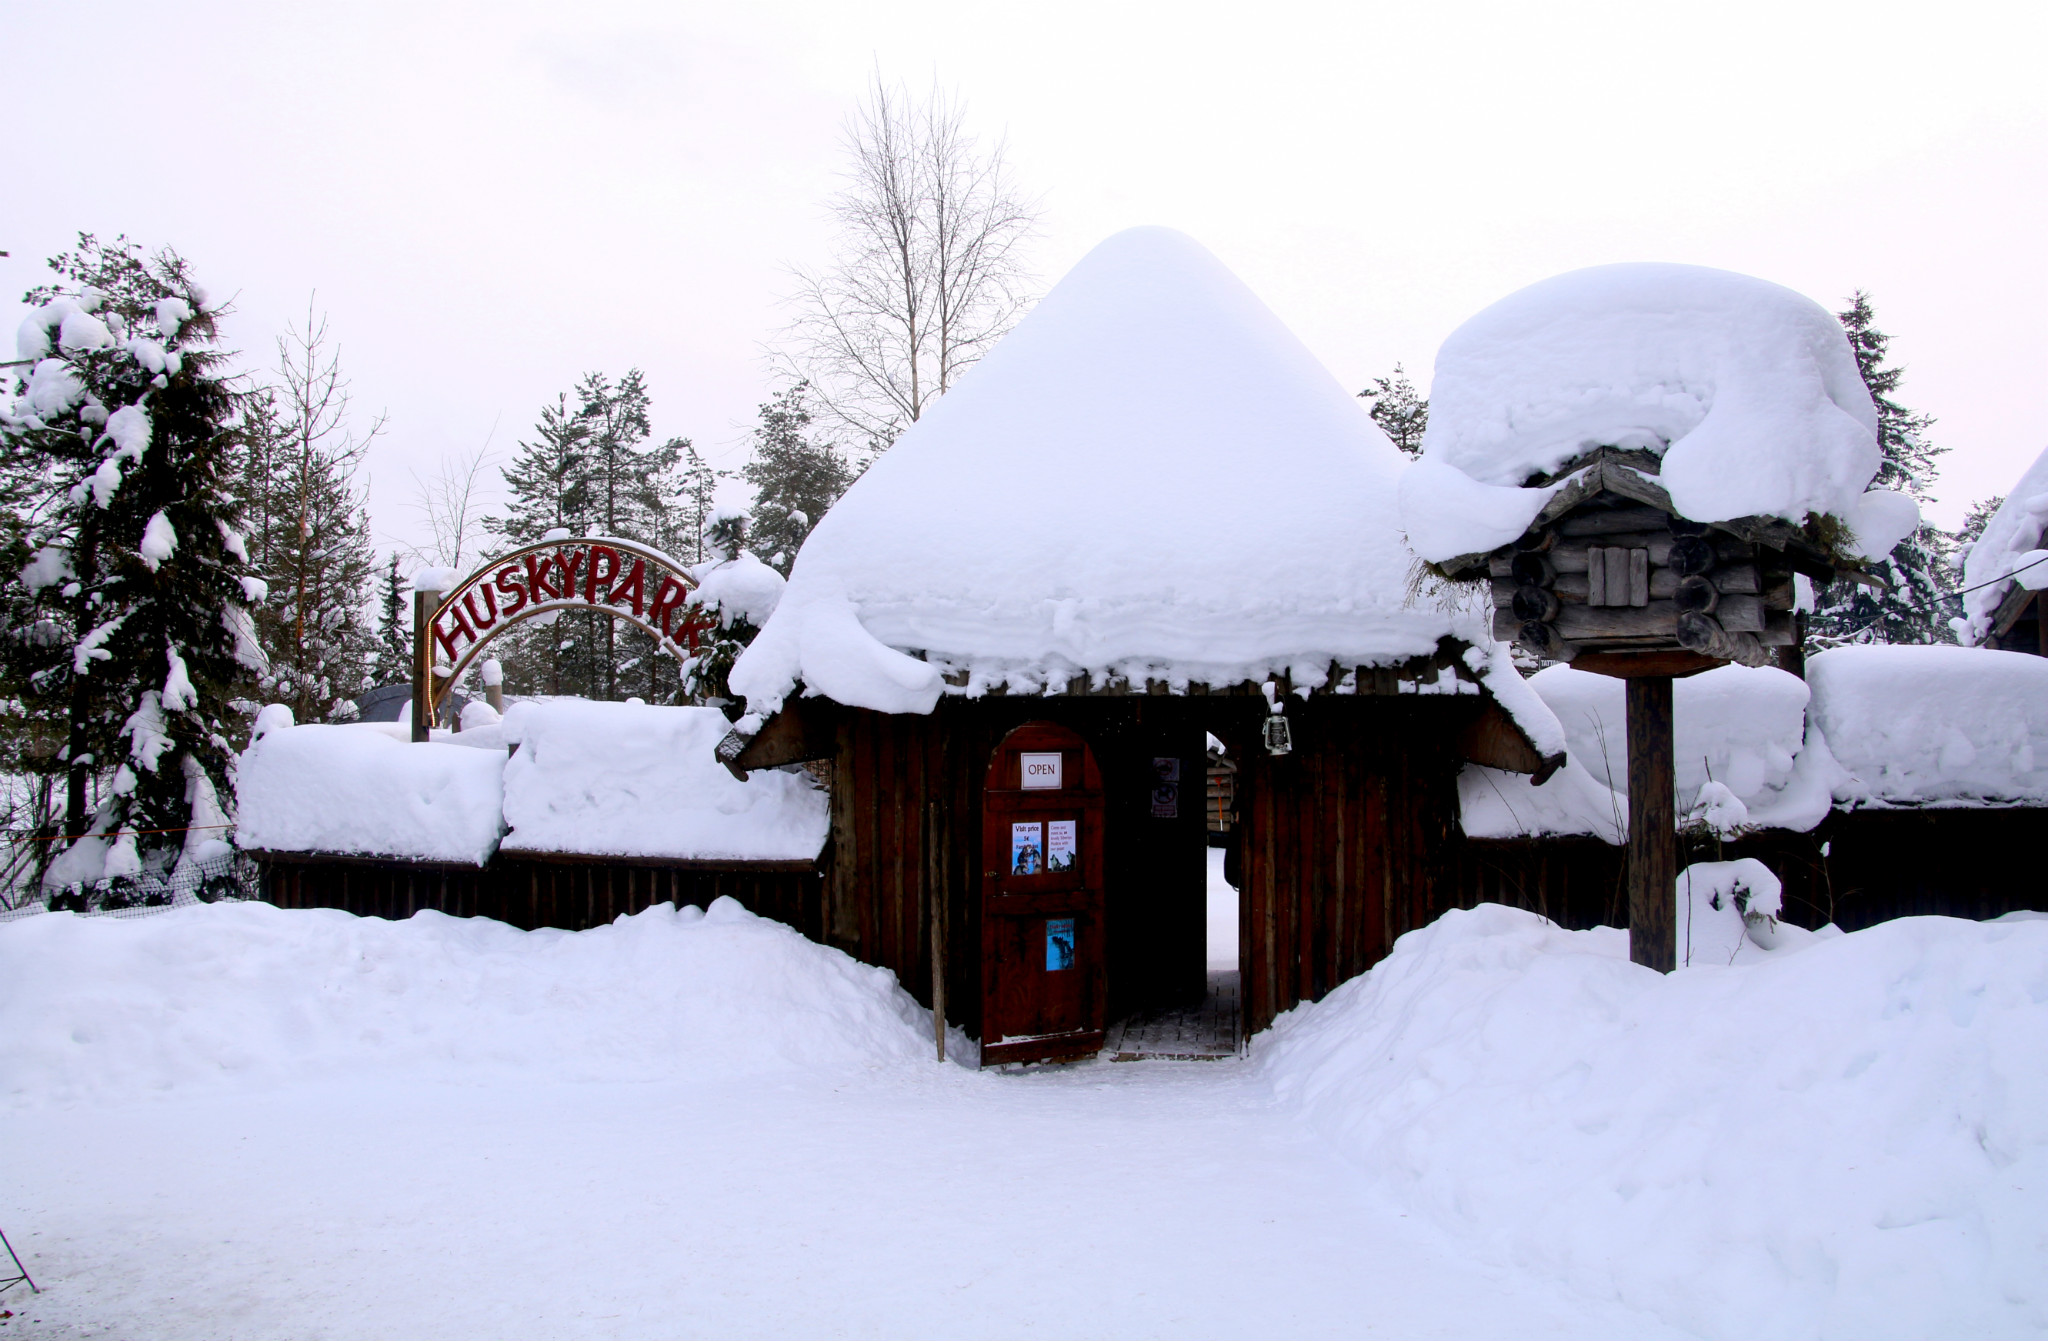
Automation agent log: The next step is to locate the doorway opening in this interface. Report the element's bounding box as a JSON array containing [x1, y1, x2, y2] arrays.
[[1102, 727, 1242, 1061]]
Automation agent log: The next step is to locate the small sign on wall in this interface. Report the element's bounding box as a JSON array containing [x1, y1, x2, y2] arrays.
[[1020, 752, 1064, 790], [1151, 757, 1180, 818], [1046, 819, 1077, 871], [1046, 918, 1076, 971], [1011, 822, 1043, 875]]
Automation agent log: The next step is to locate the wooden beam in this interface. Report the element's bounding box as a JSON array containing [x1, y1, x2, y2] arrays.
[[1571, 649, 1723, 679], [733, 698, 842, 770], [1625, 676, 1676, 972]]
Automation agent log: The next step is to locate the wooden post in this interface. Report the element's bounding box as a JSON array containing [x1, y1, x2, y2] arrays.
[[1625, 675, 1676, 972], [411, 590, 434, 742], [926, 800, 946, 1062]]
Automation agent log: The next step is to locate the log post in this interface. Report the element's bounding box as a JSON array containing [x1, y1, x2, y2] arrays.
[[1625, 675, 1676, 971], [927, 800, 946, 1062], [411, 590, 434, 743]]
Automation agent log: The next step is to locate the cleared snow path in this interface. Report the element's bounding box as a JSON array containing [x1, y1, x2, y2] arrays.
[[3, 1063, 1682, 1340]]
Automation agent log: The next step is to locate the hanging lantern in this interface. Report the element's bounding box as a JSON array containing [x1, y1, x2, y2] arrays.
[[1262, 712, 1293, 756]]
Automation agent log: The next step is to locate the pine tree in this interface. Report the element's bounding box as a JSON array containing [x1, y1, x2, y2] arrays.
[[373, 554, 411, 686], [1357, 364, 1428, 456], [676, 441, 723, 564], [742, 382, 854, 575], [241, 310, 379, 723], [1, 234, 261, 894], [1808, 293, 1955, 647], [682, 510, 770, 706]]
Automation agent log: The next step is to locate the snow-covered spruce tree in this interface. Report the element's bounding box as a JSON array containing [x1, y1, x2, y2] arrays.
[[1808, 293, 1954, 647], [371, 553, 411, 686], [743, 382, 854, 575], [1, 236, 261, 891], [680, 509, 784, 709], [1356, 364, 1428, 456], [675, 440, 723, 565], [241, 310, 379, 722]]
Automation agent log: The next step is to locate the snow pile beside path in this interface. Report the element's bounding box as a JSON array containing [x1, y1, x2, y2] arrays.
[[1961, 443, 2048, 642], [733, 227, 1465, 716], [1810, 644, 2048, 807], [1460, 663, 1826, 839], [499, 700, 827, 860], [0, 898, 936, 1108], [1264, 904, 2048, 1339], [1401, 264, 1897, 563], [236, 723, 506, 864]]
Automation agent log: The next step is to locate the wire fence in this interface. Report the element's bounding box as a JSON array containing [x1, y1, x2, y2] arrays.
[[0, 849, 259, 923]]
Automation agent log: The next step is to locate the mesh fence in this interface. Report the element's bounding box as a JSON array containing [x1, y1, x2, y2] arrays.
[[0, 850, 259, 923]]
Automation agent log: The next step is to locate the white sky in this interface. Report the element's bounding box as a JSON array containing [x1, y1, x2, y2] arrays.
[[4, 0, 2043, 555]]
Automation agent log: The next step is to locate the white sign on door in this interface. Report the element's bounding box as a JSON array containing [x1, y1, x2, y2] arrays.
[[1020, 752, 1063, 790]]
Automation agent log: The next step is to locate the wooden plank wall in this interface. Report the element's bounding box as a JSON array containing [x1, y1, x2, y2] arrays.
[[1234, 697, 1472, 1036], [259, 856, 821, 936]]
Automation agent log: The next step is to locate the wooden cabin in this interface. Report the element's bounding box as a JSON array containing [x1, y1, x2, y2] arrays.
[[719, 229, 1558, 1063]]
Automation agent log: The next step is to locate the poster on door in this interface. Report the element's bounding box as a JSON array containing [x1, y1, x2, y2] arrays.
[[1045, 917, 1076, 971], [1046, 819, 1077, 872], [1010, 822, 1043, 875], [1151, 757, 1181, 818]]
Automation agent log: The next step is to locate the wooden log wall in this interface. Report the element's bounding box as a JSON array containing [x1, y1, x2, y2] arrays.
[[258, 854, 822, 936], [1438, 809, 2048, 935]]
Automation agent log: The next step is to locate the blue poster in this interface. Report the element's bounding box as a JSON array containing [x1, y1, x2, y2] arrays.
[[1046, 917, 1076, 971]]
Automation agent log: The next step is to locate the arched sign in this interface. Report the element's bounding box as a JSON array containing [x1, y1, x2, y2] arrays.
[[414, 536, 712, 728]]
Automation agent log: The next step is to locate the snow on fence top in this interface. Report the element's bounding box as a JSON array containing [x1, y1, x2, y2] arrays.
[[1961, 442, 2048, 643], [499, 701, 826, 862], [236, 702, 828, 866], [1461, 645, 2048, 839], [237, 723, 507, 866], [1398, 263, 1914, 564], [731, 226, 1469, 716]]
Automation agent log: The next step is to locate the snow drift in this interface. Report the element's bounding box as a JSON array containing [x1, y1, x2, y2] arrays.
[[733, 226, 1468, 715], [0, 898, 939, 1108], [1399, 263, 1907, 564], [1263, 904, 2048, 1339], [499, 700, 827, 861]]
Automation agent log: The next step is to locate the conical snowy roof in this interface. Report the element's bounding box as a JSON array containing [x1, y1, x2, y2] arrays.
[[731, 227, 1466, 715]]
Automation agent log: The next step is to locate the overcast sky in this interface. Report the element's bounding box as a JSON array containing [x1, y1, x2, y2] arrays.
[[5, 0, 2043, 557]]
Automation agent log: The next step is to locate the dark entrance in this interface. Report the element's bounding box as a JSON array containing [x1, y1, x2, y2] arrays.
[[979, 722, 1108, 1065]]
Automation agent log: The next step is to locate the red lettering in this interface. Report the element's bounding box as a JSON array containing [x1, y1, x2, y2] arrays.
[[585, 546, 620, 604], [461, 584, 498, 630], [557, 547, 585, 598], [432, 603, 477, 661], [647, 577, 688, 635], [523, 552, 560, 601], [495, 566, 528, 618], [608, 560, 646, 617]]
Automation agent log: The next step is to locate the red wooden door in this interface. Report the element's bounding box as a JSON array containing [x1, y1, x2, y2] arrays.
[[980, 722, 1107, 1066]]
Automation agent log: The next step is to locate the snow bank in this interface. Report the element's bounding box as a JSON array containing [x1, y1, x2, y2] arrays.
[[1460, 663, 1824, 839], [733, 227, 1466, 715], [1402, 264, 1894, 563], [1263, 904, 2048, 1339], [1809, 645, 2048, 807], [499, 700, 827, 861], [1961, 443, 2048, 642], [236, 723, 505, 865], [0, 898, 938, 1108]]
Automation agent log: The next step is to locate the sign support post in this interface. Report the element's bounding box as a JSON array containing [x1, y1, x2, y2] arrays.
[[412, 589, 434, 743], [1625, 675, 1677, 971]]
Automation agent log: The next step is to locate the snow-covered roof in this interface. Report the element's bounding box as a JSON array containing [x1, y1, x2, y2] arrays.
[[499, 701, 826, 862], [237, 724, 508, 866], [1398, 264, 1914, 565], [1461, 645, 2048, 839], [1960, 443, 2048, 643], [236, 704, 828, 865], [731, 227, 1470, 716]]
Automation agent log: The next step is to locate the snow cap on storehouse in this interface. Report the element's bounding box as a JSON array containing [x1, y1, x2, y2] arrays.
[[731, 226, 1466, 716]]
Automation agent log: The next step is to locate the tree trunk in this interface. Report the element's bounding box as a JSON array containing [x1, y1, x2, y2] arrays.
[[1626, 676, 1676, 972]]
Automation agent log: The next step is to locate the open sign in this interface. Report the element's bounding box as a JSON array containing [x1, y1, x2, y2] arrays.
[[1020, 752, 1063, 790]]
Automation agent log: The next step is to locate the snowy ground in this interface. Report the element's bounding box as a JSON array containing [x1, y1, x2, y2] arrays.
[[2, 896, 2041, 1340]]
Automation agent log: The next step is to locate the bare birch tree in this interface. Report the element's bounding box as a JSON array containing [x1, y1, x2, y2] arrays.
[[777, 75, 1039, 453], [405, 440, 496, 572]]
